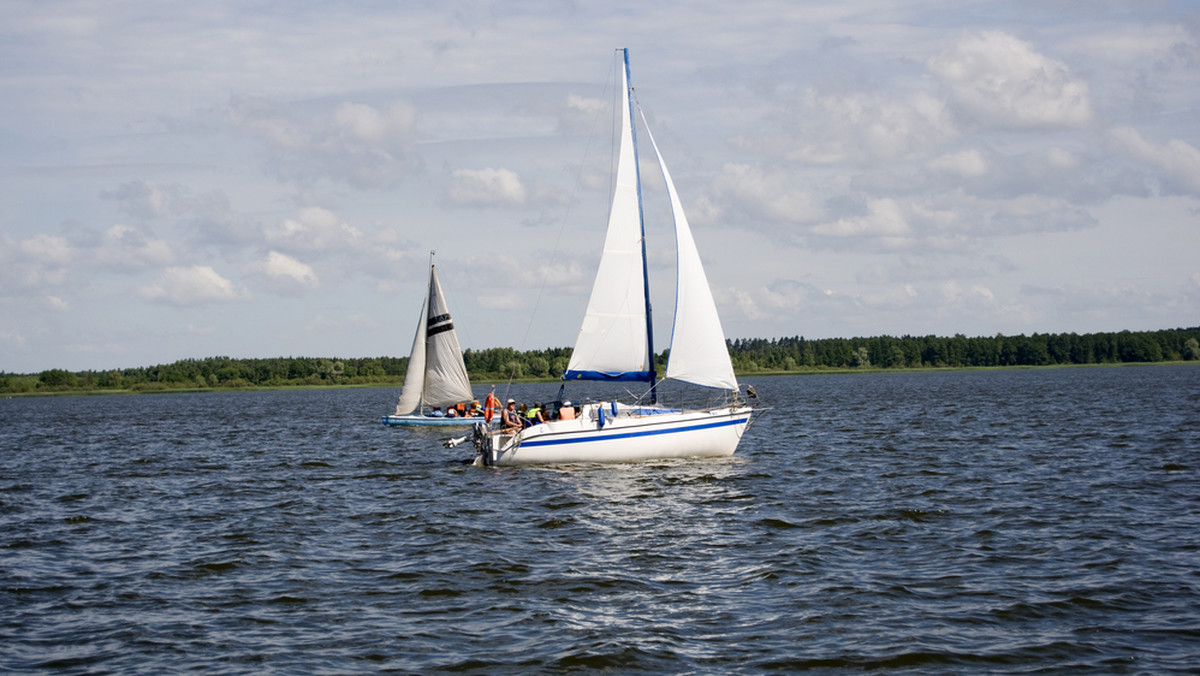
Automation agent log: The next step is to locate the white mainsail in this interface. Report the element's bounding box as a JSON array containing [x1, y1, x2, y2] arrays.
[[394, 263, 473, 415], [639, 110, 738, 391], [563, 54, 651, 382]]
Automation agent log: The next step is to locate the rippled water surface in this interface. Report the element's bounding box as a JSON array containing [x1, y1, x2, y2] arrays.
[[3, 365, 1199, 673]]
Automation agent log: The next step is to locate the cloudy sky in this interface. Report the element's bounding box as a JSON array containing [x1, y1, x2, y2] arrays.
[[2, 1, 1198, 373]]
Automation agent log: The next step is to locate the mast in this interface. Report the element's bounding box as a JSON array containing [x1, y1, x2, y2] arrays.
[[623, 48, 658, 403], [419, 249, 435, 413]]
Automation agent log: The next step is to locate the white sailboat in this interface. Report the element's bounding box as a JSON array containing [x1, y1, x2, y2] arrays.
[[382, 255, 482, 427], [470, 49, 755, 465]]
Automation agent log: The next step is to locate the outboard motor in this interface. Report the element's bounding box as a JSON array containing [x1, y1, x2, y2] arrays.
[[472, 422, 494, 466]]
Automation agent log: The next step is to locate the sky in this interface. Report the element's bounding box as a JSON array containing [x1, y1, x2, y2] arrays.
[[2, 0, 1198, 373]]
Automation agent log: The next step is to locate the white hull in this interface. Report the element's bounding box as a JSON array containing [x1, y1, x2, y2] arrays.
[[473, 402, 752, 466]]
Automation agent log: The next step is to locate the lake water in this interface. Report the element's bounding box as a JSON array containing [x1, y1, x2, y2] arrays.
[[2, 365, 1198, 673]]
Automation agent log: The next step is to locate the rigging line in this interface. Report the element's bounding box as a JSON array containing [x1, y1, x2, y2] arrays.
[[504, 55, 620, 390]]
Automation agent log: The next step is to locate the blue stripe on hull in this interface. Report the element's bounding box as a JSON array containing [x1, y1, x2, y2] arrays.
[[517, 415, 750, 448]]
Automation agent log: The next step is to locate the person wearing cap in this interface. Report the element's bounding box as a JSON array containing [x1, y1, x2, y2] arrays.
[[559, 399, 576, 420], [502, 399, 522, 431]]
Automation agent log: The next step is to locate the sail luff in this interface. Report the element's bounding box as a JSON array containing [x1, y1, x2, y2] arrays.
[[638, 108, 739, 391]]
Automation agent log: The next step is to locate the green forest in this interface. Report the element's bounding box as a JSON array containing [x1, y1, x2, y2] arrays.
[[3, 327, 1198, 395]]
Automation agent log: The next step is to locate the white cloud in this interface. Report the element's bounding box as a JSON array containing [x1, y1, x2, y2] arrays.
[[1108, 126, 1200, 194], [767, 91, 957, 165], [100, 181, 184, 220], [560, 94, 606, 132], [720, 287, 765, 321], [708, 163, 824, 225], [941, 280, 995, 304], [250, 250, 319, 295], [266, 207, 362, 253], [139, 265, 250, 306], [333, 102, 416, 144], [228, 97, 417, 189], [98, 225, 174, 271], [812, 198, 911, 244], [857, 284, 919, 310], [304, 315, 333, 332], [448, 168, 527, 207], [20, 234, 74, 264], [474, 253, 587, 289], [929, 31, 1092, 128]]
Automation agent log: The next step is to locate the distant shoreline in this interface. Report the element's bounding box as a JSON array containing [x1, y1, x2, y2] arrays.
[[6, 360, 1195, 399], [5, 328, 1198, 396]]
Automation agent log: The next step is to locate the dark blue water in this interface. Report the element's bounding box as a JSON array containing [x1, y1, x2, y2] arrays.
[[3, 365, 1198, 673]]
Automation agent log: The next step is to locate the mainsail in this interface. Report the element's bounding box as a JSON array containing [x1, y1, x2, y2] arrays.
[[563, 54, 653, 383], [394, 263, 473, 415]]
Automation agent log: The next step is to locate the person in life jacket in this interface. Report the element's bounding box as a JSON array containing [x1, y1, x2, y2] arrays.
[[524, 403, 546, 427], [558, 400, 576, 420]]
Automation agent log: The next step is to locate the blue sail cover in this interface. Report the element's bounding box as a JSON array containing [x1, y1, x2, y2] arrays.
[[562, 368, 653, 382]]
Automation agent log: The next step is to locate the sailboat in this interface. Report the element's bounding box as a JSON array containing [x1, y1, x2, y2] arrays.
[[470, 49, 755, 465], [382, 254, 482, 427]]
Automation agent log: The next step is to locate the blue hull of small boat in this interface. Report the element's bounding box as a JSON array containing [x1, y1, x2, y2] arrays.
[[381, 415, 484, 427]]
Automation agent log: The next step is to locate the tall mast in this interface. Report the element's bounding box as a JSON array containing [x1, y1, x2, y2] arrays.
[[623, 48, 658, 402], [419, 249, 435, 413]]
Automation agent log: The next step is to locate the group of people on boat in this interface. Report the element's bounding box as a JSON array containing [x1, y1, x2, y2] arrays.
[[501, 398, 577, 432], [426, 400, 485, 419], [424, 390, 581, 431]]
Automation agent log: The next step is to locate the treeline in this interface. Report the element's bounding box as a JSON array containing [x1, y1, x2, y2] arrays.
[[3, 328, 1197, 394], [0, 347, 577, 395], [728, 328, 1200, 371]]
